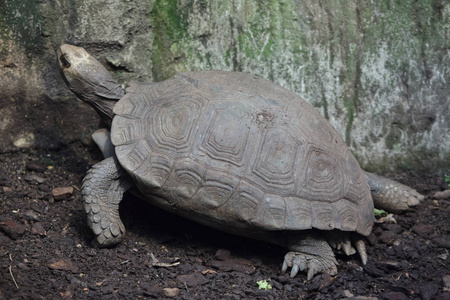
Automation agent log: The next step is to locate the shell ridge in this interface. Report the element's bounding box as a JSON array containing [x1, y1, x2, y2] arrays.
[[110, 71, 373, 236]]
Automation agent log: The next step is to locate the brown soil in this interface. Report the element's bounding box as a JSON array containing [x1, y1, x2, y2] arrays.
[[0, 143, 449, 300]]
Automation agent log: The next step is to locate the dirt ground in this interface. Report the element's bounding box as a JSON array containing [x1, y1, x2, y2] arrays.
[[0, 141, 449, 300]]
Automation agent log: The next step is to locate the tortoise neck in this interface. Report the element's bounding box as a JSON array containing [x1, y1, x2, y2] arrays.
[[87, 98, 117, 127], [76, 86, 124, 127]]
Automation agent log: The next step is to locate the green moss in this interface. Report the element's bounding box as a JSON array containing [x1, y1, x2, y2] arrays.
[[205, 53, 212, 68], [235, 0, 301, 68], [224, 49, 231, 67], [196, 52, 204, 64], [151, 0, 191, 81], [360, 0, 446, 69]]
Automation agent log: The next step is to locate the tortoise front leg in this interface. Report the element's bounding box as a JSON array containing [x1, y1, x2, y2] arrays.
[[282, 235, 338, 280], [82, 156, 132, 246], [282, 232, 368, 280]]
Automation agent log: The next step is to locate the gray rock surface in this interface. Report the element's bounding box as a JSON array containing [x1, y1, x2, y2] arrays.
[[0, 0, 448, 175]]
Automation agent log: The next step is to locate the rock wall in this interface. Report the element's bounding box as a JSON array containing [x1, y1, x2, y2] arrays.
[[0, 0, 448, 175]]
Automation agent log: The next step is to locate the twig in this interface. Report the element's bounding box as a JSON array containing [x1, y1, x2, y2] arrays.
[[9, 265, 19, 290], [8, 254, 19, 289]]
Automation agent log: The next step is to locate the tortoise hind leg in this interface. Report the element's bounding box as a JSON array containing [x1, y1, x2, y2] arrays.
[[325, 231, 368, 265], [282, 235, 338, 280], [365, 171, 424, 213], [82, 156, 132, 246]]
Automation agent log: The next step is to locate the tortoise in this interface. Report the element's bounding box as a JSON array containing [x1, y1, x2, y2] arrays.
[[57, 44, 423, 280]]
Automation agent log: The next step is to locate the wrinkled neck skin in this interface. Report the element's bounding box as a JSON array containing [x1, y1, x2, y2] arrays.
[[57, 44, 124, 127], [71, 81, 123, 127]]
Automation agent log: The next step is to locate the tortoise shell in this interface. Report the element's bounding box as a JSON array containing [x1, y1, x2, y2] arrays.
[[111, 71, 374, 236]]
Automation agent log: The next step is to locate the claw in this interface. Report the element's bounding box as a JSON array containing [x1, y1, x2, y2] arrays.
[[299, 259, 306, 272], [307, 267, 316, 281], [342, 240, 356, 256], [281, 260, 288, 274], [407, 194, 421, 207], [291, 264, 299, 278], [355, 239, 367, 265], [282, 238, 338, 280], [293, 256, 301, 270]]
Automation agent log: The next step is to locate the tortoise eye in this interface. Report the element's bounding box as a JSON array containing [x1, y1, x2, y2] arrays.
[[60, 53, 71, 68]]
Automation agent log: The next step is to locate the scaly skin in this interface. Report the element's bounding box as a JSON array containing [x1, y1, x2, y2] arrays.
[[282, 236, 338, 280], [282, 232, 368, 279], [82, 156, 132, 246], [365, 171, 424, 213]]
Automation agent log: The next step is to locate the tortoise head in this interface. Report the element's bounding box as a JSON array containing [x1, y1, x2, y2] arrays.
[[57, 44, 124, 126]]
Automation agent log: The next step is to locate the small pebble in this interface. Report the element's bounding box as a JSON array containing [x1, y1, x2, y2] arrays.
[[2, 186, 12, 192], [210, 257, 256, 274], [379, 231, 397, 245], [23, 210, 40, 221], [381, 224, 403, 234], [215, 248, 231, 260], [24, 174, 46, 184], [31, 222, 47, 236], [162, 288, 180, 298], [52, 187, 74, 200], [412, 224, 434, 236], [176, 273, 208, 287], [434, 189, 450, 199], [48, 259, 78, 273], [0, 217, 27, 240], [17, 262, 30, 270], [26, 160, 49, 173], [342, 290, 353, 297]]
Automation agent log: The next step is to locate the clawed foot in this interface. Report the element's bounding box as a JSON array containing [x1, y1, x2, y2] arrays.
[[327, 232, 368, 265], [365, 172, 424, 213], [281, 237, 338, 280], [403, 188, 424, 208], [86, 205, 126, 247], [387, 183, 424, 210], [282, 251, 338, 280], [374, 184, 424, 213]]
